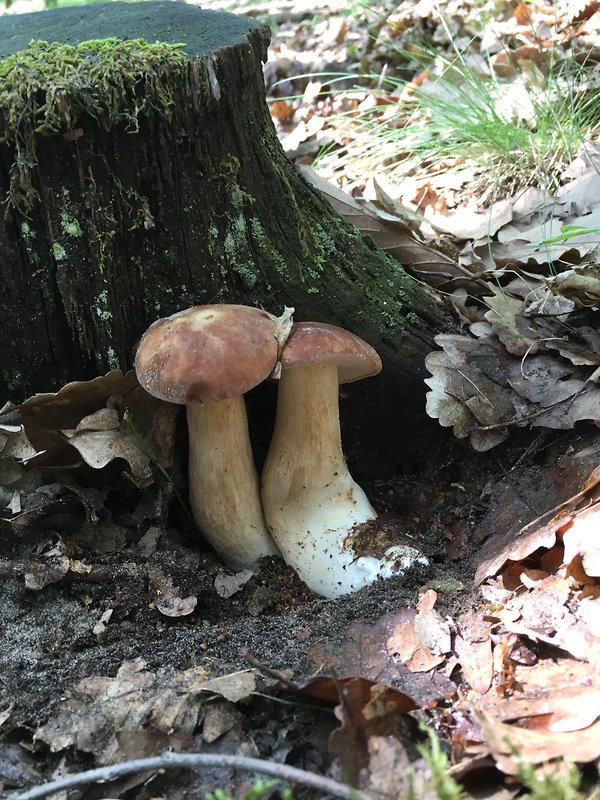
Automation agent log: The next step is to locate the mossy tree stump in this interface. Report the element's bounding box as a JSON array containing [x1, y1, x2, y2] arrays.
[[0, 1, 453, 460]]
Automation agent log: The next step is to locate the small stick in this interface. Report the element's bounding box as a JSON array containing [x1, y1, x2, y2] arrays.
[[8, 751, 371, 800], [0, 559, 144, 584], [242, 648, 301, 691]]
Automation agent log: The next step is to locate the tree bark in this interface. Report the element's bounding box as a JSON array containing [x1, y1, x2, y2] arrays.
[[0, 1, 453, 460]]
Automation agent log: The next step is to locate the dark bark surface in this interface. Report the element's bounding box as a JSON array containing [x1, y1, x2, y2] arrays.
[[0, 1, 454, 459]]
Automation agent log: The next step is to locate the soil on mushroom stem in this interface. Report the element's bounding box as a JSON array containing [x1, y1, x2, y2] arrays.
[[0, 425, 586, 793]]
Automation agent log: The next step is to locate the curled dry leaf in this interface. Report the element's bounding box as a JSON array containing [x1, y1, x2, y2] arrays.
[[548, 262, 600, 306], [298, 164, 464, 285], [475, 463, 600, 585], [424, 337, 518, 451], [425, 282, 600, 447], [62, 420, 153, 482], [562, 502, 600, 577], [304, 610, 456, 707], [149, 568, 197, 617], [35, 659, 256, 765], [474, 711, 600, 774]]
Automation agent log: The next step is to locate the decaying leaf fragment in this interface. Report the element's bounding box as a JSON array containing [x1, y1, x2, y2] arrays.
[[475, 463, 600, 585], [35, 659, 257, 764], [148, 568, 197, 617], [475, 711, 600, 775], [424, 335, 519, 451], [425, 278, 600, 448], [0, 371, 178, 532], [305, 610, 456, 707], [62, 407, 153, 482]]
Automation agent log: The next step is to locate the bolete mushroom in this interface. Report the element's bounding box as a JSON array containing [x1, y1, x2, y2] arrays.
[[261, 322, 428, 598], [135, 304, 283, 569]]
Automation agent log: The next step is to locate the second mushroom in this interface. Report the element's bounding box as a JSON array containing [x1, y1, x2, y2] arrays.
[[261, 322, 427, 598]]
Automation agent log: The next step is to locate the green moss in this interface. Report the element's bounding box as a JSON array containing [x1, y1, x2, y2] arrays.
[[106, 347, 120, 371], [207, 225, 219, 257], [95, 289, 113, 322], [3, 370, 23, 393], [60, 210, 83, 237], [0, 37, 187, 210], [20, 221, 34, 240], [249, 217, 289, 276], [52, 241, 66, 260], [230, 181, 254, 208], [115, 181, 155, 231]]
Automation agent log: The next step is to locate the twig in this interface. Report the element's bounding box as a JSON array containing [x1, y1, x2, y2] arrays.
[[9, 751, 371, 800], [0, 559, 144, 584], [242, 649, 303, 690]]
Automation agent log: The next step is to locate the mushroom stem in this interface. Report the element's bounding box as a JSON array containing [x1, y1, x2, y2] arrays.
[[261, 363, 380, 597], [187, 397, 280, 569]]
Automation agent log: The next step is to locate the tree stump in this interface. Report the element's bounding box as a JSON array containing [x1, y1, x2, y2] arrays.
[[0, 1, 453, 460]]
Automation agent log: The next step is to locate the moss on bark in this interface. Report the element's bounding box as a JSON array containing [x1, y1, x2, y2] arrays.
[[0, 0, 453, 447]]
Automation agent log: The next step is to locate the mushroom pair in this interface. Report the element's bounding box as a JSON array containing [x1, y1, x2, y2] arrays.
[[135, 304, 426, 597]]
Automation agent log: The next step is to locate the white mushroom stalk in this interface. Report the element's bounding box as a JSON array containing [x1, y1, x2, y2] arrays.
[[262, 321, 429, 598], [262, 363, 389, 597], [187, 396, 279, 569]]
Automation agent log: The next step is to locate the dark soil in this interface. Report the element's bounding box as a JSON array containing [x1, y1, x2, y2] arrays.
[[2, 401, 589, 797]]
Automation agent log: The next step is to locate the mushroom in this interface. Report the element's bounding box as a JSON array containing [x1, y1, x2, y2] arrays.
[[261, 322, 428, 598], [135, 304, 283, 569]]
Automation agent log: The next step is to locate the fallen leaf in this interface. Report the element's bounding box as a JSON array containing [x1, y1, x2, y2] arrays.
[[305, 611, 456, 707], [62, 423, 152, 482], [214, 569, 254, 598], [299, 164, 463, 284], [149, 568, 197, 617], [187, 671, 257, 703], [329, 680, 417, 784], [562, 503, 600, 576], [34, 661, 257, 763], [424, 199, 513, 240], [24, 555, 70, 590], [474, 711, 600, 773]]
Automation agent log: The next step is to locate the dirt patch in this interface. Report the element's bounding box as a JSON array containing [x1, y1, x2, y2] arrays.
[[3, 418, 591, 796]]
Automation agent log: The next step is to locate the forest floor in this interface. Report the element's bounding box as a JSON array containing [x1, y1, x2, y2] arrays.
[[1, 1, 599, 799]]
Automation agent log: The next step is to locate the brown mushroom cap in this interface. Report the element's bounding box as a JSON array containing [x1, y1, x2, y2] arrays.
[[135, 305, 279, 405], [280, 322, 382, 383]]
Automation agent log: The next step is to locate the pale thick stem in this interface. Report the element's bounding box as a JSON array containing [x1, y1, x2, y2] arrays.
[[261, 364, 379, 597], [187, 398, 280, 569]]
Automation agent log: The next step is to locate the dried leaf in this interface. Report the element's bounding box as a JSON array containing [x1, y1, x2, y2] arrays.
[[24, 556, 70, 590], [62, 423, 152, 481], [195, 672, 257, 703], [475, 711, 600, 774], [305, 611, 456, 707], [424, 199, 513, 240], [34, 660, 255, 768], [386, 608, 446, 673], [474, 452, 600, 583], [455, 611, 494, 694], [149, 569, 197, 617], [329, 680, 417, 784], [483, 285, 538, 356], [299, 164, 462, 283], [424, 339, 517, 451], [202, 700, 243, 743], [562, 503, 600, 577], [214, 569, 254, 598]]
